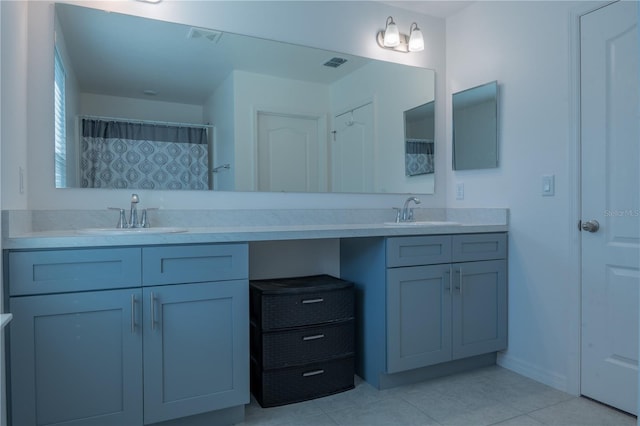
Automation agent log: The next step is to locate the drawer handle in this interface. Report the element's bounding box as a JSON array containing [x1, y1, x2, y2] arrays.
[[302, 369, 325, 377], [302, 334, 325, 341], [302, 298, 324, 304]]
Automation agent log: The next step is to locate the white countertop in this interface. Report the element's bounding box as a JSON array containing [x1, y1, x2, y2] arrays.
[[4, 222, 508, 250], [1, 313, 13, 329]]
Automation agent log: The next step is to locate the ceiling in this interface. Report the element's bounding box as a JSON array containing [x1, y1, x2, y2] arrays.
[[56, 2, 472, 107], [380, 1, 475, 18]]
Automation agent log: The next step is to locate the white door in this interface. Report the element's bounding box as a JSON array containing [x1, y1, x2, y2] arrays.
[[331, 102, 374, 193], [580, 0, 639, 415], [257, 112, 323, 192]]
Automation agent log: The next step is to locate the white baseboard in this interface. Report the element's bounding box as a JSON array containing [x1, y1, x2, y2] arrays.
[[497, 352, 574, 395]]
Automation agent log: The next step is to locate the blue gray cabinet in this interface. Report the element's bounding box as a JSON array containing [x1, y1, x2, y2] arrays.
[[341, 233, 507, 389], [9, 289, 143, 426], [143, 281, 248, 424], [6, 243, 249, 426]]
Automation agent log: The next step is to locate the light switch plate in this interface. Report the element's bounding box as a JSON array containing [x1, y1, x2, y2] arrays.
[[542, 175, 555, 196], [456, 183, 464, 200]]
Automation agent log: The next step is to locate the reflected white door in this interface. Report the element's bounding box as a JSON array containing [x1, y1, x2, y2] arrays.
[[257, 112, 323, 192], [580, 0, 639, 415], [331, 102, 374, 193]]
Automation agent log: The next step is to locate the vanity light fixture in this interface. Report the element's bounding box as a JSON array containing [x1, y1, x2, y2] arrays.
[[376, 16, 424, 53], [408, 23, 424, 52]]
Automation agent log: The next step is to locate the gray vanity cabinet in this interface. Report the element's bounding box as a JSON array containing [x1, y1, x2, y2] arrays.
[[341, 232, 507, 389], [386, 264, 452, 372], [9, 288, 144, 426], [6, 243, 249, 426]]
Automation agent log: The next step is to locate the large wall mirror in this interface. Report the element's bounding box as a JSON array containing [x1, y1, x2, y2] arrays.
[[452, 81, 498, 171], [53, 3, 436, 194]]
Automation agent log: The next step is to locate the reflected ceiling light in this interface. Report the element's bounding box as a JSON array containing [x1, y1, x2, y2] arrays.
[[376, 17, 424, 53]]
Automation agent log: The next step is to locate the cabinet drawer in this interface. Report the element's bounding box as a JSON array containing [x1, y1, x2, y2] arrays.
[[251, 286, 354, 331], [452, 233, 507, 262], [251, 320, 354, 369], [386, 236, 452, 267], [251, 356, 354, 407], [142, 243, 248, 285], [8, 248, 141, 295]]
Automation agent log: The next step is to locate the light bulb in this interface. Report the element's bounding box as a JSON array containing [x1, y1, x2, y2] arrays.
[[383, 17, 400, 47], [408, 23, 424, 52]]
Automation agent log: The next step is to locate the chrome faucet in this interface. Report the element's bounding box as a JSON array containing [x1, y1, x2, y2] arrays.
[[129, 193, 140, 228], [400, 196, 421, 222]]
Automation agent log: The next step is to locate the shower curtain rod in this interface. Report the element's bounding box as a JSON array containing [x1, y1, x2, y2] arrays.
[[80, 115, 215, 130]]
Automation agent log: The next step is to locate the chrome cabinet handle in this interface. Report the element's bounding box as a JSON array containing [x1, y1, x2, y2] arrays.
[[581, 220, 600, 233], [150, 292, 156, 331], [131, 294, 136, 334], [454, 268, 461, 293], [302, 298, 324, 304], [445, 269, 451, 292], [459, 267, 464, 296]]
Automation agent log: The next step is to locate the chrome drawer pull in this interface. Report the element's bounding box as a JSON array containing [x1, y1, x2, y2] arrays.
[[302, 334, 325, 341], [302, 298, 324, 304], [302, 369, 325, 377]]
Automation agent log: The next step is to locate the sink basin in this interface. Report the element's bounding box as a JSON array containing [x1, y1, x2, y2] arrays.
[[76, 227, 188, 235], [383, 221, 461, 227]]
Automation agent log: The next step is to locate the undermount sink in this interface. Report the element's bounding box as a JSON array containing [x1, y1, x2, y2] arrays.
[[76, 227, 188, 235], [383, 221, 461, 227]]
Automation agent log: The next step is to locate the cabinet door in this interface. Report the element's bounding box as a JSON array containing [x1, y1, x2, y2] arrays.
[[9, 289, 143, 426], [452, 260, 507, 359], [386, 264, 452, 373], [143, 280, 249, 424]]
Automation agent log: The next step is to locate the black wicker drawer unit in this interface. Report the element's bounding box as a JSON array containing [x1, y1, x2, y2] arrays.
[[249, 275, 355, 407]]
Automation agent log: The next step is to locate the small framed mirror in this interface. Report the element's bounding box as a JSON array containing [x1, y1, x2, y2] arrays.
[[452, 81, 498, 170], [404, 101, 435, 177]]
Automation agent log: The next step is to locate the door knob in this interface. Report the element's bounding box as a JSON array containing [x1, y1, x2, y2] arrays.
[[581, 220, 600, 233]]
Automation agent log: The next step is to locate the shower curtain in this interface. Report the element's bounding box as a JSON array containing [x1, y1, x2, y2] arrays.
[[405, 138, 434, 176], [80, 119, 209, 190]]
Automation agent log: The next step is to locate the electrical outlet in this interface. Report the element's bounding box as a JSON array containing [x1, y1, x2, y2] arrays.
[[456, 183, 464, 200]]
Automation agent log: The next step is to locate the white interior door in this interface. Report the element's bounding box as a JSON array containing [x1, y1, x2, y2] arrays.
[[580, 0, 639, 415], [257, 112, 323, 192], [331, 102, 374, 193]]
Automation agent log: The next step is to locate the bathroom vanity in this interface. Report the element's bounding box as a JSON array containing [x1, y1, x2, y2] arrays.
[[2, 208, 508, 426]]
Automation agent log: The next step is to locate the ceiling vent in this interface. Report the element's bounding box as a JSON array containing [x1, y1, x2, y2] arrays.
[[323, 57, 348, 68], [186, 27, 223, 43]]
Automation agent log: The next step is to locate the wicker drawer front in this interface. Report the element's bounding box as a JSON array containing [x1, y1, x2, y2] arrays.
[[252, 320, 354, 369], [253, 287, 354, 330], [251, 356, 354, 407]]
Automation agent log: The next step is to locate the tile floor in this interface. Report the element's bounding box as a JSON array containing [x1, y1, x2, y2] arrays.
[[239, 366, 636, 426]]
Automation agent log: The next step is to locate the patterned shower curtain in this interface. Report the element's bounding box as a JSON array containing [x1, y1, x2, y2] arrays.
[[80, 119, 209, 190], [405, 139, 434, 176]]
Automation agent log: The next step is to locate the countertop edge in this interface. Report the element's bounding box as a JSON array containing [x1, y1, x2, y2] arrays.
[[3, 224, 508, 250], [1, 314, 13, 329]]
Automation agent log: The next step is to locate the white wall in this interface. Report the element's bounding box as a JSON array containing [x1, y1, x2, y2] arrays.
[[233, 70, 331, 192], [331, 61, 436, 194], [205, 73, 235, 191], [5, 0, 446, 211], [446, 1, 584, 394]]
